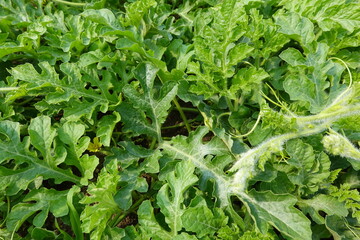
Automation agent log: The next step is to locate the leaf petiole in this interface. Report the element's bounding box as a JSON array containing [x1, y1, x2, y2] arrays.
[[230, 111, 262, 138], [52, 0, 86, 6], [173, 98, 191, 134], [110, 195, 147, 228], [162, 119, 197, 129], [0, 87, 19, 92]]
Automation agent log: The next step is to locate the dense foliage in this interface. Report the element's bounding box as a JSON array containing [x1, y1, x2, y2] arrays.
[[1, 0, 360, 239]]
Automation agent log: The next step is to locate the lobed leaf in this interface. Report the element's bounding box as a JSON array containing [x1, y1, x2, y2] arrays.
[[117, 63, 178, 140], [7, 188, 68, 231], [239, 190, 312, 240]]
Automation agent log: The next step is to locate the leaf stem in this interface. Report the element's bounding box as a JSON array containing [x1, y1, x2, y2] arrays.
[[162, 119, 197, 129], [261, 83, 296, 117], [149, 138, 157, 149], [254, 54, 261, 69], [231, 111, 262, 138], [10, 222, 19, 240], [343, 217, 360, 239], [180, 107, 199, 113], [315, 29, 323, 40], [226, 97, 234, 111], [216, 112, 231, 125], [0, 87, 19, 92], [110, 196, 146, 227], [226, 204, 245, 231], [172, 98, 191, 133], [0, 196, 10, 228], [52, 0, 86, 6]]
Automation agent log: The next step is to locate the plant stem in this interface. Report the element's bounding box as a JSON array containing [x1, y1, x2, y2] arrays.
[[255, 54, 261, 69], [162, 119, 197, 129], [180, 107, 199, 113], [216, 112, 231, 126], [149, 138, 157, 149], [297, 105, 360, 125], [229, 103, 360, 193], [226, 204, 245, 231], [173, 98, 191, 133], [0, 196, 10, 228], [231, 112, 262, 138], [53, 0, 86, 6], [16, 97, 36, 106], [111, 196, 146, 228], [226, 97, 234, 111], [0, 87, 19, 92], [99, 150, 112, 155], [162, 137, 173, 140], [315, 29, 323, 40]]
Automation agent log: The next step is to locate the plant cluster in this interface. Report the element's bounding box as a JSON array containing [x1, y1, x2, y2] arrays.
[[1, 0, 360, 239]]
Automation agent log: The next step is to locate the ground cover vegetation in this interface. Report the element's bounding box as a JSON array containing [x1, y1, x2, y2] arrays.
[[0, 0, 360, 239]]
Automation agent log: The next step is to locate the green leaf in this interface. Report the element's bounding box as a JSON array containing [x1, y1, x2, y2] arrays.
[[109, 142, 159, 210], [239, 190, 312, 240], [232, 66, 269, 100], [238, 230, 275, 240], [8, 62, 120, 121], [107, 141, 153, 168], [117, 63, 178, 140], [228, 44, 254, 66], [137, 200, 172, 240], [173, 233, 198, 240], [80, 159, 120, 240], [31, 227, 57, 240], [181, 205, 228, 238], [81, 9, 116, 27], [285, 139, 331, 193], [325, 215, 360, 240], [67, 186, 84, 240], [312, 3, 360, 33], [281, 43, 346, 113], [124, 0, 157, 27], [160, 127, 232, 206], [217, 224, 241, 240], [260, 172, 295, 194], [79, 49, 106, 67], [274, 12, 315, 52], [96, 111, 121, 146], [298, 194, 348, 224], [0, 0, 43, 26], [214, 0, 247, 40], [7, 188, 68, 231], [157, 160, 198, 234], [246, 9, 290, 59], [28, 116, 56, 162], [189, 0, 250, 100], [0, 43, 28, 58], [336, 50, 360, 69], [0, 228, 21, 240], [57, 121, 98, 185], [0, 120, 80, 195], [57, 121, 88, 166], [330, 183, 360, 223], [279, 48, 307, 67], [187, 62, 219, 99]]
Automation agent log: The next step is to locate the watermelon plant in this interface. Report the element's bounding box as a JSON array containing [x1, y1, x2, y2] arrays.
[[1, 0, 360, 239]]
